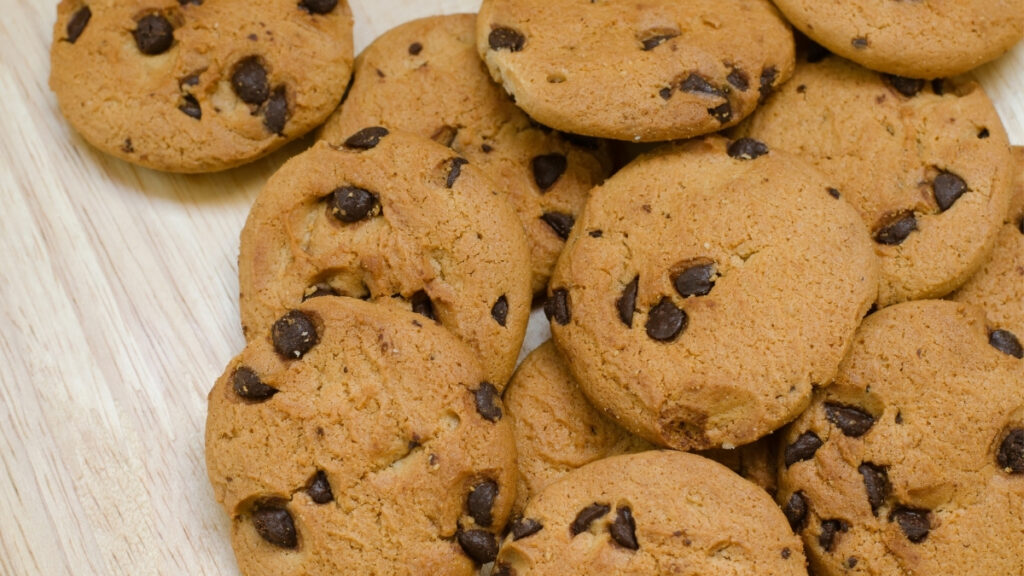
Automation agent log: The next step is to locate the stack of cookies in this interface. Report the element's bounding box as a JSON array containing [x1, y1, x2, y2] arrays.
[[49, 0, 1024, 574]]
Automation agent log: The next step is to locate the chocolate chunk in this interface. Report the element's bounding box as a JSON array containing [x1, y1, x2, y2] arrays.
[[232, 366, 277, 401], [727, 68, 750, 91], [884, 74, 925, 97], [179, 95, 201, 119], [851, 37, 869, 49], [408, 42, 423, 55], [263, 87, 288, 135], [759, 66, 779, 103], [641, 32, 677, 51], [708, 101, 732, 123], [785, 431, 823, 467], [299, 0, 337, 13], [491, 295, 509, 327], [457, 529, 498, 563], [272, 310, 318, 359], [673, 262, 715, 297], [727, 138, 769, 160], [859, 463, 889, 514], [232, 57, 269, 105], [933, 171, 968, 212], [488, 27, 525, 52], [511, 517, 543, 540], [609, 507, 638, 550], [997, 428, 1024, 473], [989, 330, 1022, 358], [680, 74, 720, 96], [570, 503, 610, 536], [133, 14, 174, 55], [467, 480, 498, 527], [302, 283, 338, 301], [344, 126, 389, 150], [873, 211, 917, 245], [307, 470, 334, 504], [66, 6, 91, 43], [892, 508, 930, 543], [446, 157, 469, 188], [541, 212, 575, 240], [252, 505, 298, 548], [819, 519, 847, 552], [410, 290, 435, 321], [617, 276, 639, 328], [532, 153, 567, 191], [328, 186, 380, 223], [828, 187, 841, 199], [645, 297, 687, 342], [544, 288, 571, 326], [783, 491, 809, 531], [825, 403, 875, 437], [474, 382, 502, 422]]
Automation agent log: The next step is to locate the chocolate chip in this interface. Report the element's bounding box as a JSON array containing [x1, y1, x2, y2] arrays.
[[307, 470, 334, 504], [532, 153, 567, 191], [785, 431, 823, 467], [446, 157, 469, 188], [488, 27, 525, 52], [727, 68, 749, 91], [641, 32, 677, 50], [252, 504, 297, 548], [410, 290, 435, 321], [491, 295, 509, 327], [852, 37, 869, 49], [859, 463, 889, 515], [272, 310, 318, 359], [298, 0, 337, 14], [727, 138, 769, 160], [178, 0, 202, 5], [121, 139, 133, 153], [66, 6, 91, 43], [457, 529, 498, 563], [782, 548, 792, 559], [264, 87, 288, 135], [492, 562, 515, 576], [545, 288, 571, 325], [933, 171, 968, 212], [302, 283, 338, 301], [570, 503, 610, 536], [344, 126, 389, 150], [884, 74, 925, 97], [997, 428, 1024, 473], [617, 276, 639, 328], [680, 74, 719, 95], [659, 87, 673, 100], [847, 557, 859, 568], [179, 95, 201, 119], [645, 297, 687, 342], [609, 507, 638, 550], [589, 229, 603, 238], [467, 480, 498, 527], [978, 127, 990, 139], [408, 42, 423, 55], [511, 517, 543, 540], [133, 14, 174, 55], [873, 211, 917, 245], [232, 57, 269, 105], [828, 187, 841, 199], [759, 66, 779, 103], [825, 403, 875, 437], [819, 519, 847, 552], [708, 101, 732, 123], [541, 212, 575, 240], [990, 330, 1023, 358], [783, 491, 809, 531], [232, 366, 277, 401], [474, 382, 502, 422], [673, 262, 715, 297], [328, 186, 380, 223], [892, 508, 930, 543]]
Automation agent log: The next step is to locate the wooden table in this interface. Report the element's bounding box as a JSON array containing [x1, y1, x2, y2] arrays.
[[1, 2, 1021, 574]]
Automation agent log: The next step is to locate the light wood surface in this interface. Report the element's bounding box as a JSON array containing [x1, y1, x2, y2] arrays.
[[0, 2, 1021, 574]]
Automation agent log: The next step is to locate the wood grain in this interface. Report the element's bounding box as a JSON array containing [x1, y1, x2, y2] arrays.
[[0, 2, 1020, 574]]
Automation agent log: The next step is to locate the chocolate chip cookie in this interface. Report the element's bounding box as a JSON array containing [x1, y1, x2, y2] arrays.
[[238, 130, 532, 388], [320, 14, 611, 293], [776, 300, 1024, 575], [476, 0, 795, 141], [546, 136, 878, 451], [206, 297, 518, 574], [50, 0, 353, 172]]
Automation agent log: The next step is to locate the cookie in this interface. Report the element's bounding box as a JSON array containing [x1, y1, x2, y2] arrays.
[[546, 136, 878, 451], [205, 297, 518, 574], [320, 14, 611, 293], [736, 55, 1015, 306], [238, 130, 532, 388], [475, 0, 795, 142], [951, 146, 1024, 340], [776, 300, 1024, 575], [772, 0, 1024, 78], [50, 0, 353, 172], [492, 451, 806, 576]]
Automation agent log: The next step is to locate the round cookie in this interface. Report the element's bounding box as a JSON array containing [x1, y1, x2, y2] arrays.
[[492, 451, 806, 576], [475, 0, 795, 142], [736, 55, 1015, 306], [546, 136, 879, 451], [238, 130, 532, 388], [205, 297, 518, 574], [776, 300, 1024, 576], [320, 14, 612, 293], [50, 0, 353, 172], [772, 0, 1024, 78]]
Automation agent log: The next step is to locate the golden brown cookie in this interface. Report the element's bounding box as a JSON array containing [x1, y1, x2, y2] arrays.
[[320, 14, 611, 293], [238, 130, 532, 388], [50, 0, 353, 172], [475, 0, 795, 142], [205, 297, 518, 574], [776, 300, 1024, 575]]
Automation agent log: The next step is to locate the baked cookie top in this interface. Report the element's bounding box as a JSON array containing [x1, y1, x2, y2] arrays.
[[493, 451, 806, 576], [320, 14, 611, 293], [475, 0, 795, 142], [50, 0, 353, 172], [776, 300, 1024, 576], [546, 136, 878, 451], [737, 55, 1014, 306], [238, 130, 532, 388], [205, 297, 518, 574]]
